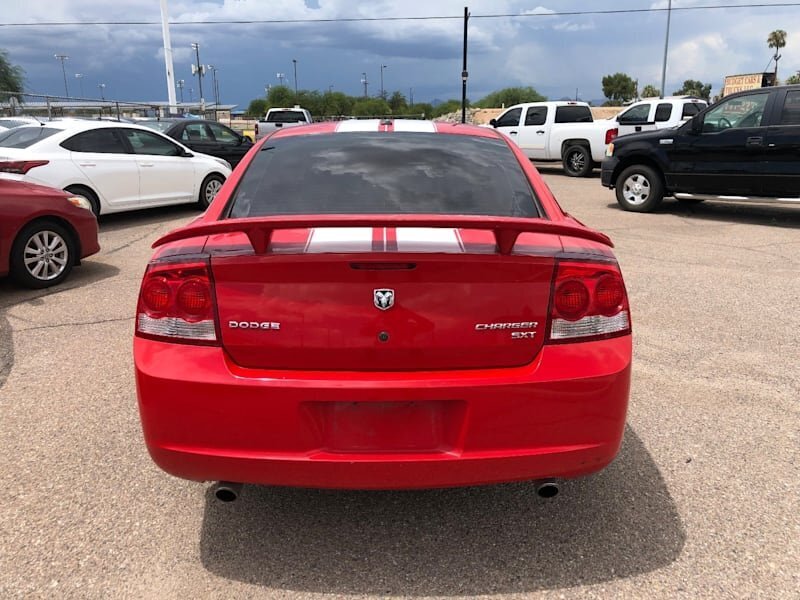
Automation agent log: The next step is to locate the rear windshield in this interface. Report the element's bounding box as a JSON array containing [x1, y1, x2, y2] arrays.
[[0, 127, 60, 149], [228, 132, 539, 218], [555, 105, 593, 123], [266, 111, 308, 123], [137, 120, 174, 132], [0, 119, 35, 129]]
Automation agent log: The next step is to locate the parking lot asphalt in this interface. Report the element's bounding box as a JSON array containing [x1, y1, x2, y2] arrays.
[[0, 170, 798, 599]]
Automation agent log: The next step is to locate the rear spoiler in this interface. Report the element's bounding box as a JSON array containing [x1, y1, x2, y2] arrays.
[[152, 214, 613, 255]]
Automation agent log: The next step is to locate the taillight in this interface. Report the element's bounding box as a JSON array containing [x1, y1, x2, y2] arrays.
[[605, 128, 618, 145], [135, 260, 219, 344], [0, 160, 49, 174], [547, 261, 631, 343]]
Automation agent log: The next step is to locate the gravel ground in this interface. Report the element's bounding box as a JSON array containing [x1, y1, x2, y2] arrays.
[[0, 169, 797, 599]]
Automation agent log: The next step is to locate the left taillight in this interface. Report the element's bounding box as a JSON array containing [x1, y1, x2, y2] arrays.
[[546, 261, 631, 343], [135, 260, 219, 344], [0, 160, 49, 174], [605, 128, 618, 145]]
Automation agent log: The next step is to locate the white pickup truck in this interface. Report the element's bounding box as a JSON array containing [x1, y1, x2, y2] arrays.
[[255, 107, 312, 140], [489, 101, 618, 177], [612, 96, 707, 136]]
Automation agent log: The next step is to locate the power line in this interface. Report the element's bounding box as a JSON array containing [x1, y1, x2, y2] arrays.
[[1, 2, 800, 27]]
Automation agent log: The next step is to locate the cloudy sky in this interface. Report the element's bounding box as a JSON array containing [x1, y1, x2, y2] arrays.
[[2, 0, 799, 108]]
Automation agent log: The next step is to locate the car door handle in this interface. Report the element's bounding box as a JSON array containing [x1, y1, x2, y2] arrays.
[[78, 162, 96, 167], [509, 131, 518, 135], [139, 162, 155, 167], [635, 126, 642, 132], [536, 130, 545, 135], [746, 136, 763, 147]]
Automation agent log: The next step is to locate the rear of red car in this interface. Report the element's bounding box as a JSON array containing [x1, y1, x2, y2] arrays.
[[134, 123, 631, 491]]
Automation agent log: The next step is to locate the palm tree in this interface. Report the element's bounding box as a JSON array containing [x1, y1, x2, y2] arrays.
[[767, 29, 787, 83]]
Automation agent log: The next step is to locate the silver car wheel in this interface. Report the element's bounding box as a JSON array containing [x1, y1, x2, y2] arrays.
[[23, 230, 70, 281], [622, 173, 651, 206], [205, 179, 222, 203]]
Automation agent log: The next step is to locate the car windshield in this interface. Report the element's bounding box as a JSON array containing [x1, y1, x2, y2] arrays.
[[137, 120, 175, 132], [0, 126, 60, 149], [228, 132, 540, 218]]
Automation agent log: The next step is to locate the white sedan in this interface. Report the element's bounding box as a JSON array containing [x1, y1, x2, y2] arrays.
[[0, 120, 232, 215]]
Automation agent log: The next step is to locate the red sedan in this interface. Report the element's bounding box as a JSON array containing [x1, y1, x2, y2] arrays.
[[134, 121, 632, 500], [1, 179, 99, 288]]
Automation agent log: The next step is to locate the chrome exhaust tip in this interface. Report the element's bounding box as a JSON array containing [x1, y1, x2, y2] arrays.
[[535, 480, 560, 499], [213, 481, 243, 502]]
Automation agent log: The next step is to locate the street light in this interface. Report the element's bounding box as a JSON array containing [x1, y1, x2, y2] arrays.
[[361, 72, 368, 98], [277, 72, 285, 85], [176, 79, 185, 103], [74, 73, 84, 98], [97, 83, 106, 101], [54, 54, 69, 97], [190, 42, 204, 106], [208, 65, 219, 106], [380, 64, 388, 100], [292, 58, 298, 96]]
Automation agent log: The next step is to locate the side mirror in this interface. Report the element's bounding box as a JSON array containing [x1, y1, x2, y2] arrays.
[[690, 116, 703, 135], [181, 150, 194, 157], [489, 118, 498, 127]]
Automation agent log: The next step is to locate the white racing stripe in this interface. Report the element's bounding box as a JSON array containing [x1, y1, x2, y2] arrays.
[[335, 120, 382, 132], [393, 121, 436, 132], [305, 227, 374, 253], [395, 228, 462, 252]]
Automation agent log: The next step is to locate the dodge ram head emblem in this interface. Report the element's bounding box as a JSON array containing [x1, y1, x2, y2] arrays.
[[374, 289, 395, 310]]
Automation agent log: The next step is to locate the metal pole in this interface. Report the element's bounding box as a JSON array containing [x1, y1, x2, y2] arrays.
[[380, 65, 387, 99], [293, 59, 298, 96], [192, 43, 204, 102], [461, 7, 469, 124], [362, 72, 368, 98], [160, 0, 177, 112], [659, 0, 672, 99], [55, 55, 69, 97], [410, 87, 414, 106]]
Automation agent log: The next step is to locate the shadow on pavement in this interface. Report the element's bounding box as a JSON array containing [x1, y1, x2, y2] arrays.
[[606, 198, 800, 228], [97, 204, 201, 233], [200, 426, 684, 595], [0, 260, 120, 391]]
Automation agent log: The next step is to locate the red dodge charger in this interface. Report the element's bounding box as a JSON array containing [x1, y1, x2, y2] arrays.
[[134, 120, 632, 500], [1, 179, 99, 288]]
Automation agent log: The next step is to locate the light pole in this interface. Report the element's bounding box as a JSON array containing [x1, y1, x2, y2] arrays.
[[292, 59, 298, 96], [97, 83, 106, 101], [277, 72, 285, 86], [190, 42, 204, 106], [410, 87, 414, 106], [380, 64, 388, 100], [74, 73, 84, 98], [361, 72, 368, 98], [176, 79, 185, 103], [659, 0, 672, 98], [208, 65, 219, 106], [54, 54, 69, 97], [328, 85, 334, 94], [188, 87, 194, 102]]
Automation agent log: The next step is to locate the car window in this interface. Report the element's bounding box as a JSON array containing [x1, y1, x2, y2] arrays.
[[229, 133, 539, 219], [654, 103, 673, 122], [617, 104, 651, 124], [554, 105, 592, 123], [681, 102, 704, 118], [0, 119, 35, 129], [60, 128, 127, 153], [495, 107, 522, 128], [208, 122, 239, 143], [182, 123, 211, 142], [702, 92, 769, 133], [0, 127, 59, 149], [524, 107, 548, 126], [779, 90, 800, 125], [122, 129, 182, 156], [266, 111, 308, 123]]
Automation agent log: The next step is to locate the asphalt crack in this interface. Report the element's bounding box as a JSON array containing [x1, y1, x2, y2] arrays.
[[14, 316, 134, 333]]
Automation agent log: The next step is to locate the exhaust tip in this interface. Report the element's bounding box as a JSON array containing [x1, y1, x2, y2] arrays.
[[213, 482, 243, 502], [535, 480, 560, 499]]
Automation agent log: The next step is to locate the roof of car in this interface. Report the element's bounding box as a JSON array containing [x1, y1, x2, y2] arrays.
[[10, 119, 169, 134], [268, 119, 499, 140]]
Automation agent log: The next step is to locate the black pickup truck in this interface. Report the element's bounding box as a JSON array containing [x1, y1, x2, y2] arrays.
[[601, 85, 800, 212]]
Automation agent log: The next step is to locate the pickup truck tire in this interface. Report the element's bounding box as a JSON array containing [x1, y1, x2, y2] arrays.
[[615, 165, 664, 212], [198, 174, 225, 209], [562, 145, 593, 178]]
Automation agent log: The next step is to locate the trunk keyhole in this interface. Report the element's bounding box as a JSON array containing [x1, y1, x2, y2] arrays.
[[378, 331, 390, 342]]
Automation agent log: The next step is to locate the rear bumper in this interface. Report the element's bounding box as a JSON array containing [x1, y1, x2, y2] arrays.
[[134, 337, 631, 489], [601, 157, 619, 188]]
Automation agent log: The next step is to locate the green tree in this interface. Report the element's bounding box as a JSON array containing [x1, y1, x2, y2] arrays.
[[408, 102, 434, 118], [431, 99, 465, 118], [0, 49, 25, 101], [768, 29, 788, 80], [475, 86, 546, 108], [266, 85, 295, 107], [388, 91, 408, 113], [673, 79, 712, 100], [785, 72, 800, 85], [601, 73, 637, 104], [351, 98, 391, 116], [246, 98, 267, 117], [641, 84, 660, 98], [322, 91, 354, 116]]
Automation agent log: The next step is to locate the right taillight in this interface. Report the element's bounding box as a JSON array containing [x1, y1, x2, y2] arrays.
[[135, 260, 219, 344], [605, 128, 618, 145], [547, 261, 631, 343], [0, 160, 49, 174]]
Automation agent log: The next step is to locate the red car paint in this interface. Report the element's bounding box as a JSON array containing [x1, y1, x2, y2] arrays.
[[0, 179, 99, 278], [134, 122, 632, 490]]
